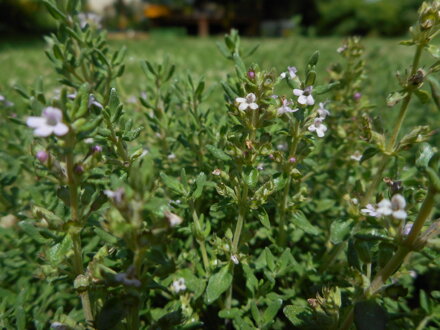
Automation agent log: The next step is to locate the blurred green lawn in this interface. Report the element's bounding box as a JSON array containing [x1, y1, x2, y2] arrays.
[[0, 35, 438, 133]]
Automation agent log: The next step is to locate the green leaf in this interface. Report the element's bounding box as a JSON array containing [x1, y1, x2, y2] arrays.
[[360, 147, 379, 163], [258, 209, 271, 230], [18, 221, 50, 244], [192, 172, 207, 200], [283, 304, 312, 327], [414, 89, 431, 104], [428, 76, 440, 111], [94, 227, 118, 245], [354, 300, 387, 330], [330, 219, 354, 244], [243, 168, 259, 188], [251, 301, 261, 326], [291, 211, 320, 235], [206, 144, 231, 161], [307, 50, 319, 66], [313, 81, 340, 95], [160, 172, 186, 195], [427, 44, 440, 59], [47, 234, 73, 265], [416, 143, 436, 168], [43, 0, 66, 21], [264, 247, 276, 272], [263, 299, 283, 324], [386, 91, 407, 107], [218, 308, 242, 319], [205, 265, 233, 304]]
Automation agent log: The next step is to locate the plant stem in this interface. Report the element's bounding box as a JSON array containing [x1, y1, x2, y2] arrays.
[[278, 120, 300, 246], [232, 184, 249, 254], [189, 201, 210, 272], [66, 138, 94, 326], [361, 43, 424, 205]]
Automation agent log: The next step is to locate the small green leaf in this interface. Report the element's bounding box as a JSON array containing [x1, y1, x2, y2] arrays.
[[206, 144, 231, 161], [243, 168, 259, 188], [94, 227, 118, 245], [414, 89, 431, 104], [205, 265, 233, 304], [307, 50, 319, 66], [330, 219, 354, 244], [192, 172, 207, 200], [416, 143, 436, 168], [47, 234, 73, 265], [263, 299, 283, 324], [258, 209, 271, 230], [427, 44, 440, 59], [386, 91, 407, 107], [18, 221, 50, 244], [291, 211, 320, 235], [360, 147, 379, 163], [283, 304, 312, 327], [160, 172, 186, 195]]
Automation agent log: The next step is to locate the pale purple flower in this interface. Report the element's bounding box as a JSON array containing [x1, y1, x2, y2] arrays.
[[104, 188, 124, 204], [317, 102, 330, 119], [92, 145, 102, 153], [89, 95, 103, 109], [172, 278, 186, 293], [289, 157, 296, 163], [27, 107, 69, 137], [277, 98, 298, 115], [36, 150, 49, 163], [236, 93, 258, 111], [403, 223, 413, 236], [293, 86, 314, 105], [247, 70, 256, 79], [363, 194, 407, 220], [353, 92, 362, 101], [308, 118, 327, 137], [287, 66, 297, 78]]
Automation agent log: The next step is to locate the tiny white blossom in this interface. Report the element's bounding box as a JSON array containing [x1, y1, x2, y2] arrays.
[[293, 86, 314, 106], [27, 107, 69, 137], [317, 102, 330, 119], [364, 194, 407, 219], [277, 143, 287, 151], [280, 72, 287, 79], [89, 94, 103, 109], [287, 66, 297, 78], [0, 94, 5, 102], [172, 278, 186, 293], [351, 198, 359, 205], [257, 163, 264, 171], [78, 12, 102, 29], [235, 93, 258, 111], [212, 168, 221, 176], [350, 151, 362, 162], [165, 211, 183, 227], [361, 204, 379, 217], [168, 153, 176, 160], [277, 98, 298, 115], [84, 138, 94, 144], [403, 223, 413, 236], [231, 254, 239, 265], [104, 188, 124, 204], [390, 194, 407, 219], [308, 118, 327, 137]]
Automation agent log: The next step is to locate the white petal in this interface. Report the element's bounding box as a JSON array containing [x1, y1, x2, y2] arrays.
[[235, 97, 246, 103], [247, 93, 256, 102], [391, 194, 406, 210], [298, 95, 307, 105], [280, 72, 287, 79], [392, 210, 407, 220], [34, 125, 54, 137], [27, 117, 46, 128], [43, 107, 63, 121], [249, 102, 259, 110], [53, 123, 69, 136], [307, 95, 315, 105], [239, 103, 248, 111], [308, 125, 316, 132], [293, 89, 303, 96], [317, 128, 325, 137]]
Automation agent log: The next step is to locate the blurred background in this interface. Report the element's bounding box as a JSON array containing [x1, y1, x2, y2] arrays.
[[0, 0, 423, 38]]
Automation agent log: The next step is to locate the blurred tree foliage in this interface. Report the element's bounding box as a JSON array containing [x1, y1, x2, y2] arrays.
[[315, 0, 421, 36], [0, 0, 56, 34]]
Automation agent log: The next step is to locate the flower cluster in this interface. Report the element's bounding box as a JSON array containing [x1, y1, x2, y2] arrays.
[[361, 194, 407, 220], [308, 102, 330, 137]]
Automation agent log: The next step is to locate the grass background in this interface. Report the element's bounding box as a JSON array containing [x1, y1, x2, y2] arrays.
[[0, 34, 439, 135]]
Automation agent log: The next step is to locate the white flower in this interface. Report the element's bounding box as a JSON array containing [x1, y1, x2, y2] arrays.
[[277, 98, 298, 115], [350, 151, 362, 162], [172, 278, 186, 293], [168, 153, 176, 160], [257, 163, 264, 171], [280, 72, 287, 79], [27, 107, 69, 137], [212, 168, 221, 176], [165, 211, 183, 227], [361, 204, 379, 217], [277, 143, 287, 151], [78, 12, 102, 29], [317, 102, 330, 119], [390, 194, 407, 220], [231, 254, 239, 265], [364, 194, 407, 219], [236, 93, 258, 111], [293, 86, 314, 106], [0, 94, 5, 102], [308, 118, 327, 137], [104, 188, 124, 204]]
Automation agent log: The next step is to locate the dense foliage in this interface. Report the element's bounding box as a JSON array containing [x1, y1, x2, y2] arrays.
[[1, 0, 440, 329]]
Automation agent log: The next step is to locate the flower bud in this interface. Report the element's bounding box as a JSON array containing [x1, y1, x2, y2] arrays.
[[74, 164, 84, 174], [36, 150, 49, 163], [247, 70, 256, 79], [91, 145, 102, 153], [289, 157, 296, 163], [353, 92, 362, 101]]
